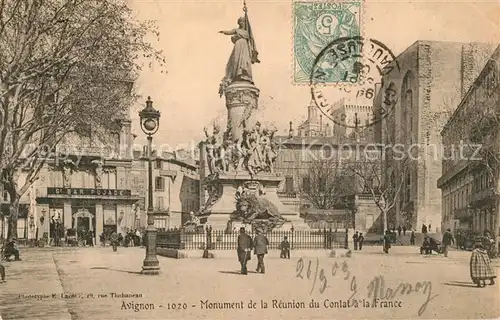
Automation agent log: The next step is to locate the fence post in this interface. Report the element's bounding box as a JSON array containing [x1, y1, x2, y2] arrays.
[[344, 228, 349, 249]]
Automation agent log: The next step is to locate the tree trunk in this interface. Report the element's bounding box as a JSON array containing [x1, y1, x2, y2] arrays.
[[383, 209, 388, 233], [7, 198, 20, 241]]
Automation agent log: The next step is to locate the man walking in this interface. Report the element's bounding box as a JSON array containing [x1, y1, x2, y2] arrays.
[[280, 236, 290, 259], [383, 230, 391, 254], [403, 225, 407, 236], [110, 232, 119, 252], [353, 231, 359, 250], [237, 227, 253, 275], [358, 233, 364, 251], [442, 228, 455, 257], [254, 230, 269, 274], [410, 230, 416, 245], [421, 224, 427, 234]]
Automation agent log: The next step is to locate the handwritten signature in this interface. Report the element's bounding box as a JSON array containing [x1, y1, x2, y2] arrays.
[[295, 258, 438, 316], [367, 275, 438, 316]]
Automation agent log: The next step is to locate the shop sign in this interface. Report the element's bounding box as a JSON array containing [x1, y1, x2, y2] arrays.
[[47, 188, 132, 197]]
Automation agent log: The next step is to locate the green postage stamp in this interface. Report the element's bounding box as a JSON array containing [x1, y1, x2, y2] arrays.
[[293, 1, 363, 84]]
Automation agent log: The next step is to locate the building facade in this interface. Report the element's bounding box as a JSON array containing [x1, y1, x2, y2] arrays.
[[273, 132, 383, 233], [376, 41, 496, 232], [438, 44, 500, 235], [130, 150, 200, 230], [297, 100, 333, 137], [1, 121, 201, 244], [0, 117, 139, 243], [330, 98, 374, 139]]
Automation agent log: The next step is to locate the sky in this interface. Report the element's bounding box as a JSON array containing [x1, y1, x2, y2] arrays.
[[127, 0, 499, 149]]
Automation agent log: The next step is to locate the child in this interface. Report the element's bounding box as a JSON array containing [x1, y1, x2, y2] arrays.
[[280, 236, 290, 259]]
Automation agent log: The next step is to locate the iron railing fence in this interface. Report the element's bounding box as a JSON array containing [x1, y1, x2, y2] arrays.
[[156, 229, 344, 250]]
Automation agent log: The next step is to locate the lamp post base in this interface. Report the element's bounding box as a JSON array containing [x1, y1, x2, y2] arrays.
[[141, 265, 160, 275], [141, 225, 160, 275]]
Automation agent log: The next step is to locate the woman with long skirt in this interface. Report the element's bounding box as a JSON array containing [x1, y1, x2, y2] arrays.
[[470, 240, 496, 287]]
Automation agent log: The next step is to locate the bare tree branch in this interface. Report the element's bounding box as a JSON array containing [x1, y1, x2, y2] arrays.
[[0, 0, 166, 239]]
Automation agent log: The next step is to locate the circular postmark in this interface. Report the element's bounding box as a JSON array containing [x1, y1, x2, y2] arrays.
[[309, 36, 400, 129]]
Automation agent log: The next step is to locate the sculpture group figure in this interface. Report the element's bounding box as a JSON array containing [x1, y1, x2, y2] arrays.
[[204, 121, 278, 177]]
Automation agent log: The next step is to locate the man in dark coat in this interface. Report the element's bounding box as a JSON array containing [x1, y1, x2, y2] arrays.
[[442, 228, 455, 257], [421, 224, 427, 234], [110, 232, 119, 252], [352, 231, 359, 250], [254, 230, 269, 273], [383, 230, 391, 254], [280, 236, 290, 259], [410, 230, 416, 245], [358, 233, 364, 251], [237, 227, 253, 275]]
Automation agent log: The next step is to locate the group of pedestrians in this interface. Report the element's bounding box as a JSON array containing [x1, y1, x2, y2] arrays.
[[421, 227, 497, 288], [352, 231, 364, 251], [2, 238, 20, 261], [237, 228, 269, 275]]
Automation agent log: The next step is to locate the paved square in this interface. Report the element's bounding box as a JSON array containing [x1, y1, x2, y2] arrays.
[[0, 247, 498, 319]]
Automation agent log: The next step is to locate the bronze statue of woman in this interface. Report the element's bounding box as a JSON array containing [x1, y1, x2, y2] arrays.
[[218, 10, 260, 95]]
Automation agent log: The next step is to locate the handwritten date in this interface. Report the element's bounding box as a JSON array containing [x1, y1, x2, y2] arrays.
[[296, 258, 357, 300]]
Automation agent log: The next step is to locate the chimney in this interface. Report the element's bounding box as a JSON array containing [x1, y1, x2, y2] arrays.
[[289, 121, 293, 138]]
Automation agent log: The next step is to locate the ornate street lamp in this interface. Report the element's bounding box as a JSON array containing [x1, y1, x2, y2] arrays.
[[139, 96, 161, 275]]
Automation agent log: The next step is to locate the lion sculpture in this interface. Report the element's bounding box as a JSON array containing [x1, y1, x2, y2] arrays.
[[229, 193, 287, 233]]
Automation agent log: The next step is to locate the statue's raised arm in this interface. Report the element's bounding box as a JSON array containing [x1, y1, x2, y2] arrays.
[[219, 30, 237, 36]]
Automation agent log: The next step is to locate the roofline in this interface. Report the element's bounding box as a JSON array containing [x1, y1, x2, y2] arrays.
[[441, 44, 500, 135]]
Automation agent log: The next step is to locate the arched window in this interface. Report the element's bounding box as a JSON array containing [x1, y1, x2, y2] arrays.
[[401, 71, 415, 144]]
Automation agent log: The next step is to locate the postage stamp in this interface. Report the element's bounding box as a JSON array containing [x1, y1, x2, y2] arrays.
[[293, 0, 363, 85], [309, 36, 401, 128]]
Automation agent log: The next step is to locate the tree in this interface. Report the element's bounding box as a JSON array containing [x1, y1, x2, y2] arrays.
[[346, 150, 408, 233], [0, 0, 166, 239], [301, 158, 350, 210]]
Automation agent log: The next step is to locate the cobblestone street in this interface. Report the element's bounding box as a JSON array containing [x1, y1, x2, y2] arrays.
[[0, 246, 498, 319]]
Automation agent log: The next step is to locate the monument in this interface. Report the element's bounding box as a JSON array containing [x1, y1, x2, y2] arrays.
[[196, 2, 305, 233]]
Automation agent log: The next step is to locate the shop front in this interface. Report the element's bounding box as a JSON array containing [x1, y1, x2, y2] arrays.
[[36, 187, 140, 243], [0, 203, 30, 241]]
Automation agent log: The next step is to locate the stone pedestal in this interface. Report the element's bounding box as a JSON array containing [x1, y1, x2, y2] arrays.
[[205, 173, 304, 230], [198, 80, 308, 231], [225, 82, 260, 141]]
